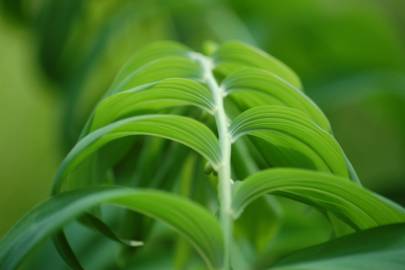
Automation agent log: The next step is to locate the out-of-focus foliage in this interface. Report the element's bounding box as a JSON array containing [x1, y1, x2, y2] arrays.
[[0, 16, 59, 236]]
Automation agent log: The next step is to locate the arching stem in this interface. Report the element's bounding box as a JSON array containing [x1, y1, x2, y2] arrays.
[[192, 53, 233, 270]]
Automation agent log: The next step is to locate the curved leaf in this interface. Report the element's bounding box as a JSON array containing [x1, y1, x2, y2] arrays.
[[0, 187, 224, 270], [111, 41, 191, 90], [110, 56, 203, 94], [213, 41, 302, 89], [270, 223, 405, 270], [54, 114, 220, 193], [230, 106, 348, 177], [91, 78, 214, 130], [222, 68, 330, 131], [232, 168, 405, 229]]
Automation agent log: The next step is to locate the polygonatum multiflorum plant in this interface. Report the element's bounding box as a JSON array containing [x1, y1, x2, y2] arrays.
[[1, 41, 405, 270]]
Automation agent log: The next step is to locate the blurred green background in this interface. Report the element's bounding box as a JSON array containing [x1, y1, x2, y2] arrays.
[[1, 0, 405, 242]]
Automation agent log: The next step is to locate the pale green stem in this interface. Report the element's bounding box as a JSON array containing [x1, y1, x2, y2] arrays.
[[192, 53, 233, 270]]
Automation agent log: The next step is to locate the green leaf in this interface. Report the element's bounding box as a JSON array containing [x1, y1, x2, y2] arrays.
[[230, 106, 348, 177], [213, 41, 302, 89], [110, 41, 192, 91], [0, 187, 224, 270], [53, 114, 220, 193], [222, 68, 330, 132], [110, 56, 203, 94], [232, 169, 405, 229], [270, 223, 405, 270], [91, 78, 214, 130]]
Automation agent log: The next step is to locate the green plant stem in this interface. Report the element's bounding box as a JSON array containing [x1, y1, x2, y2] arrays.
[[193, 53, 233, 270]]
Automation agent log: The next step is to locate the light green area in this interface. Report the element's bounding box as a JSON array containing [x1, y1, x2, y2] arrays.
[[0, 18, 59, 236]]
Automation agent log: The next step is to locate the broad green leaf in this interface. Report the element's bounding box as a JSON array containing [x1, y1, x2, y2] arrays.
[[222, 68, 330, 131], [0, 187, 224, 270], [230, 106, 348, 177], [232, 168, 405, 229], [91, 78, 214, 130], [213, 41, 302, 89], [110, 56, 203, 94], [111, 41, 191, 90], [53, 114, 220, 193], [270, 223, 405, 270]]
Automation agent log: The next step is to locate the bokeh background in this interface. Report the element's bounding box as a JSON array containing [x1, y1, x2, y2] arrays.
[[1, 0, 404, 258]]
